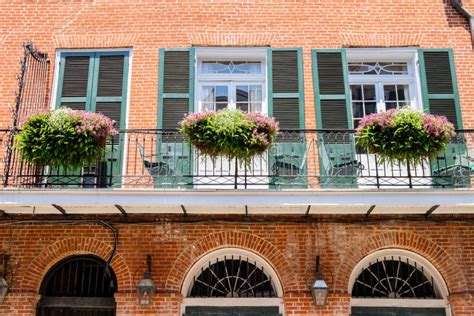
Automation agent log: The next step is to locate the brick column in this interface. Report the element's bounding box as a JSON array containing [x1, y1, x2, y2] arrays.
[[449, 293, 474, 316]]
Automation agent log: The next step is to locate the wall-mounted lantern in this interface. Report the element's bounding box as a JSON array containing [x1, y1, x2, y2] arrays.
[[136, 255, 155, 307], [310, 255, 329, 307]]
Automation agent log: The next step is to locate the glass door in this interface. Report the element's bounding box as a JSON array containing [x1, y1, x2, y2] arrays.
[[195, 82, 267, 188], [351, 83, 431, 187]]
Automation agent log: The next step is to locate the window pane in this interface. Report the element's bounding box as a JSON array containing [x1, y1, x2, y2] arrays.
[[385, 102, 398, 110], [249, 85, 263, 102], [236, 85, 248, 102], [202, 86, 215, 102], [250, 102, 262, 112], [365, 102, 377, 115], [352, 102, 364, 118], [384, 85, 397, 101], [237, 102, 249, 112], [363, 85, 376, 101], [216, 86, 228, 103], [397, 85, 409, 101], [350, 85, 363, 100]]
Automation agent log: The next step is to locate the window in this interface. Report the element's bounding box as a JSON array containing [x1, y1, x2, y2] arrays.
[[346, 49, 422, 129], [181, 248, 284, 316], [195, 48, 267, 114], [37, 255, 117, 315], [349, 249, 449, 316]]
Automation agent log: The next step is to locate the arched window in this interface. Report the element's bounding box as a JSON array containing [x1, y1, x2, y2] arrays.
[[349, 249, 450, 316], [181, 248, 284, 316], [37, 255, 117, 316]]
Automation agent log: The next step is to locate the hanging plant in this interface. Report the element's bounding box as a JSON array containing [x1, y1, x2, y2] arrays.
[[179, 108, 279, 164], [356, 107, 456, 164], [15, 108, 118, 169]]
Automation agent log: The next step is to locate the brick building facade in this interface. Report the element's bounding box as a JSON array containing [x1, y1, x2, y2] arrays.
[[0, 0, 474, 315]]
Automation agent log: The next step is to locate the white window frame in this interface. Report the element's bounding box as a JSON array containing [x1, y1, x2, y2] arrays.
[[346, 48, 423, 114], [194, 48, 268, 114], [180, 247, 285, 315], [348, 248, 451, 315]]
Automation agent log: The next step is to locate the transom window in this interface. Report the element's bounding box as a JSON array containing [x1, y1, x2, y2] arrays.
[[352, 257, 438, 299], [202, 61, 262, 74], [348, 62, 408, 75], [190, 256, 277, 298]]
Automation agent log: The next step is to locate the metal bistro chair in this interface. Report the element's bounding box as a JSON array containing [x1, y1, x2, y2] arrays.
[[318, 141, 363, 186], [137, 142, 170, 177]]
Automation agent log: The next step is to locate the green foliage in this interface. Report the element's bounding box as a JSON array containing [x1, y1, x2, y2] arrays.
[[356, 108, 455, 165], [179, 109, 278, 165], [15, 109, 117, 169]]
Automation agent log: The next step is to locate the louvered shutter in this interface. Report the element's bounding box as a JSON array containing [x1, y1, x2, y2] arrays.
[[268, 48, 306, 188], [419, 49, 469, 187], [312, 49, 357, 187], [268, 49, 304, 129], [157, 49, 194, 187], [57, 54, 94, 110], [419, 49, 463, 129], [158, 49, 194, 130]]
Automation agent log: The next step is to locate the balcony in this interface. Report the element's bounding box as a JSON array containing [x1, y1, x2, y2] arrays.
[[3, 129, 473, 190], [1, 128, 473, 216]]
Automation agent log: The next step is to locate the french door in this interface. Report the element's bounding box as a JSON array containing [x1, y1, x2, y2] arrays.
[[350, 83, 431, 187], [195, 81, 267, 188]]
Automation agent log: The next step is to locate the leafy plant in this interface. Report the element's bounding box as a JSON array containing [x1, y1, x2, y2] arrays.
[[356, 107, 455, 164], [15, 108, 118, 169], [179, 108, 279, 164]]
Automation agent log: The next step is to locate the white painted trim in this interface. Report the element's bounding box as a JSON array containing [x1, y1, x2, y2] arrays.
[[350, 298, 449, 308], [181, 247, 284, 297], [181, 298, 285, 315], [348, 249, 450, 314]]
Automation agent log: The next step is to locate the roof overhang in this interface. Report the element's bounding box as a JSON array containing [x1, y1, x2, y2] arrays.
[[0, 189, 473, 216]]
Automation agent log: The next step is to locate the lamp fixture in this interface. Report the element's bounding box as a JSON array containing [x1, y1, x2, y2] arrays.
[[136, 255, 155, 307], [310, 255, 329, 307], [0, 254, 9, 305]]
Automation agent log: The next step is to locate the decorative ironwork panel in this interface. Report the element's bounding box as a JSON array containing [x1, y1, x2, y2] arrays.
[[190, 256, 277, 298], [3, 43, 50, 187], [352, 257, 438, 299], [40, 255, 117, 297]]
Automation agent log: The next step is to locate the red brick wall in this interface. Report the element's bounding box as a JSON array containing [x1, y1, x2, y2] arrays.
[[0, 0, 473, 129], [0, 218, 473, 315]]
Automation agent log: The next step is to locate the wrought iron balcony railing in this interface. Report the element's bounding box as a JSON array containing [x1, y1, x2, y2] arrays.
[[2, 129, 473, 190]]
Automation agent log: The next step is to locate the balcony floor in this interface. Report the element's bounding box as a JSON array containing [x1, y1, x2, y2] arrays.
[[0, 188, 473, 216]]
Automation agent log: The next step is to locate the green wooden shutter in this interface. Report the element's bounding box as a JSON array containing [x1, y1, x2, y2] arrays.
[[312, 49, 357, 187], [268, 48, 306, 188], [157, 49, 195, 188], [418, 49, 462, 129], [52, 51, 129, 187], [419, 49, 469, 188]]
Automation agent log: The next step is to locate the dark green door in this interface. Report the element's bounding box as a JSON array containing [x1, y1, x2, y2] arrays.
[[351, 307, 446, 316], [184, 306, 280, 316]]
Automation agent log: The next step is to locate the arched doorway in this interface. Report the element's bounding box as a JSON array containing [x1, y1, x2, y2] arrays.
[[36, 255, 117, 316], [181, 248, 284, 316], [349, 249, 450, 316]]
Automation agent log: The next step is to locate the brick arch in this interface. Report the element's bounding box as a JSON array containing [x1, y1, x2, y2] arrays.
[[21, 237, 132, 292], [334, 231, 468, 294], [165, 231, 296, 293]]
